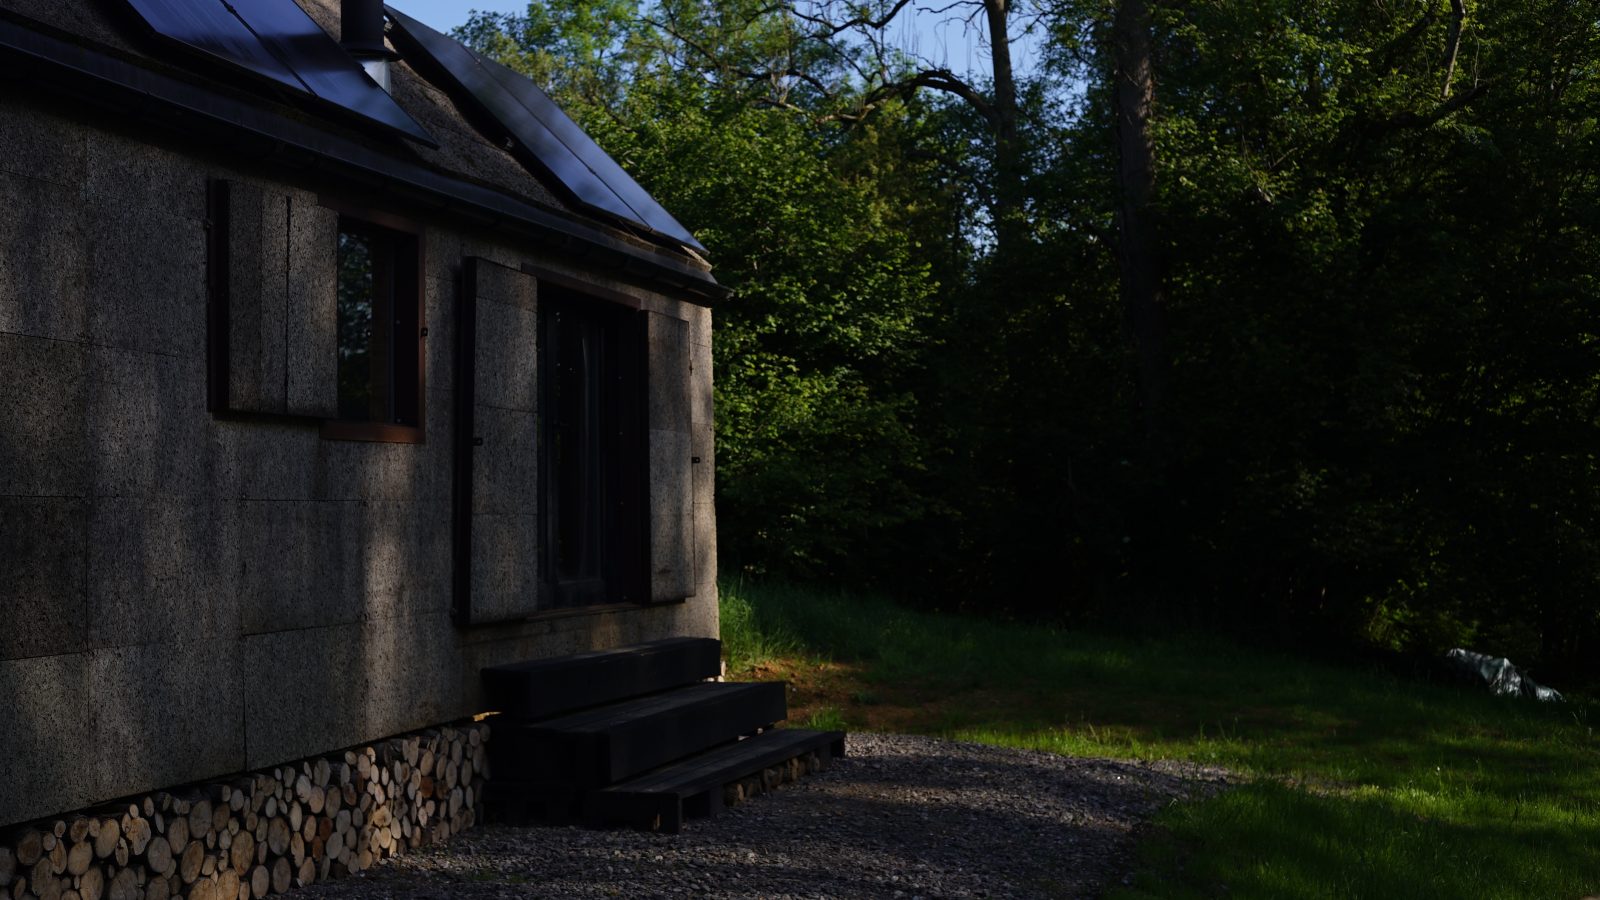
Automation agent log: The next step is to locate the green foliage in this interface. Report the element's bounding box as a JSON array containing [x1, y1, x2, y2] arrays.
[[464, 0, 1600, 676], [461, 10, 944, 584], [1006, 0, 1600, 672], [455, 0, 647, 106], [617, 95, 940, 579]]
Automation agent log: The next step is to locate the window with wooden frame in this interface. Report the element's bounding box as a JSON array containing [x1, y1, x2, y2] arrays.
[[323, 216, 425, 442], [451, 259, 695, 626]]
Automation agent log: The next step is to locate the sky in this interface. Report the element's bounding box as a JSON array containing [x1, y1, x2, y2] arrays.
[[389, 0, 1044, 80]]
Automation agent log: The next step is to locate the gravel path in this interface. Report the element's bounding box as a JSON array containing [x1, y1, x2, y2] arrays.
[[301, 733, 1233, 899]]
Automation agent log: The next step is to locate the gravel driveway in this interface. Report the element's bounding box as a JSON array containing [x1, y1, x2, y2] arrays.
[[301, 733, 1232, 899]]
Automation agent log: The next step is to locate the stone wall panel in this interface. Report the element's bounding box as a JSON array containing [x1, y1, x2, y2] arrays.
[[0, 654, 91, 826], [88, 496, 239, 649], [473, 257, 536, 311], [222, 182, 289, 413], [467, 513, 540, 624], [88, 203, 207, 361], [472, 297, 538, 413], [85, 130, 208, 222], [0, 332, 88, 497], [351, 499, 454, 623], [0, 172, 88, 343], [0, 99, 88, 189], [691, 422, 714, 510], [237, 500, 355, 635], [424, 275, 456, 394], [694, 499, 717, 598], [241, 624, 368, 769], [311, 389, 454, 502], [469, 405, 537, 517], [87, 345, 210, 499], [0, 497, 87, 661], [90, 640, 245, 799], [212, 419, 321, 500], [648, 429, 695, 601], [286, 198, 339, 418]]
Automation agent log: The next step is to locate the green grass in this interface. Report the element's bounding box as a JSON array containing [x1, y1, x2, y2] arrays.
[[719, 580, 1600, 899], [718, 582, 805, 672], [797, 706, 850, 731]]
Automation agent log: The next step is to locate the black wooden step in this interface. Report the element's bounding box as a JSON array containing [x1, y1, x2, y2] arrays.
[[489, 681, 787, 787], [584, 728, 846, 832], [480, 782, 584, 826], [482, 637, 722, 720]]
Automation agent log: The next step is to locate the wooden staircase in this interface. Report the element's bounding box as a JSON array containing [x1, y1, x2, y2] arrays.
[[482, 637, 845, 832]]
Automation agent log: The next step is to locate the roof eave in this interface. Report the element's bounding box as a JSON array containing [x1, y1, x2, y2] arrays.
[[0, 15, 728, 303]]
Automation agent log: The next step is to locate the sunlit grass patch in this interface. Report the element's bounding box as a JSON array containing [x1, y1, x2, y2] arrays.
[[719, 580, 1600, 899], [796, 706, 849, 731], [1114, 781, 1600, 900], [719, 580, 804, 672]]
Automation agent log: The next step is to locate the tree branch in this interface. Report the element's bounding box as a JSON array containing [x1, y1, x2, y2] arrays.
[[789, 0, 918, 39], [1442, 0, 1466, 99], [1371, 0, 1439, 73], [866, 68, 997, 122], [1387, 80, 1488, 131]]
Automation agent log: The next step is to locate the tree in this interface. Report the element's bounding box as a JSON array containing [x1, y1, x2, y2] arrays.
[[465, 0, 1600, 679], [643, 0, 1041, 256], [461, 9, 946, 583], [1111, 0, 1168, 446]]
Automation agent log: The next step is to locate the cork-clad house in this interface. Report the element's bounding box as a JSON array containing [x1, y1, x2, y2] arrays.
[[0, 0, 844, 884]]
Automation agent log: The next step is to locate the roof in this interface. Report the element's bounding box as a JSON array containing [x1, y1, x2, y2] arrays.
[[0, 0, 723, 300]]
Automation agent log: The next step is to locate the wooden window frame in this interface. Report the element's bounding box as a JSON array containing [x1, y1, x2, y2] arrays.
[[320, 203, 427, 444]]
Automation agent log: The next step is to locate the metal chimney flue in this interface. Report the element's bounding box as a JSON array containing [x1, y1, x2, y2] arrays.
[[342, 0, 398, 92]]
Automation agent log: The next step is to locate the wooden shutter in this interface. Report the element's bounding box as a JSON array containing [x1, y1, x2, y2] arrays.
[[214, 181, 336, 417], [220, 181, 287, 414], [644, 310, 694, 601], [284, 196, 338, 417], [454, 257, 540, 625]]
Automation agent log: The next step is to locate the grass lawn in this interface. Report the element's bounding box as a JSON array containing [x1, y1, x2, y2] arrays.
[[719, 580, 1600, 899]]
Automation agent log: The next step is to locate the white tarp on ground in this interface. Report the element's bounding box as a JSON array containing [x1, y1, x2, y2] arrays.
[[1444, 648, 1563, 702]]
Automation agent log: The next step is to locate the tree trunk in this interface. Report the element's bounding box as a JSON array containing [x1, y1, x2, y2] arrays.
[[984, 0, 1025, 254], [1112, 0, 1169, 444], [1441, 0, 1465, 99]]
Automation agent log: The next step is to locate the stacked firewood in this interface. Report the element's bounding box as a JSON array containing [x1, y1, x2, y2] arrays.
[[721, 750, 827, 808], [0, 723, 489, 900]]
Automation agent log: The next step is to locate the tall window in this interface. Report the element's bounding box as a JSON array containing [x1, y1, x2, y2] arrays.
[[333, 218, 422, 437], [541, 290, 645, 608]]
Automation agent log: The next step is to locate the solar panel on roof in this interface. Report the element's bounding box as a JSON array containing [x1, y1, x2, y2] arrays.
[[473, 52, 703, 250], [125, 0, 305, 92], [381, 6, 633, 222], [122, 0, 436, 146], [384, 5, 705, 252]]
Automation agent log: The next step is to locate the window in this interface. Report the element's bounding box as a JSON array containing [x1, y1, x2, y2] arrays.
[[325, 217, 424, 441], [452, 259, 693, 624], [540, 289, 646, 608]]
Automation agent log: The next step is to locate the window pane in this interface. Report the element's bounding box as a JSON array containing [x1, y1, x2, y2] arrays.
[[553, 313, 603, 580], [541, 294, 643, 608], [336, 230, 375, 420]]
